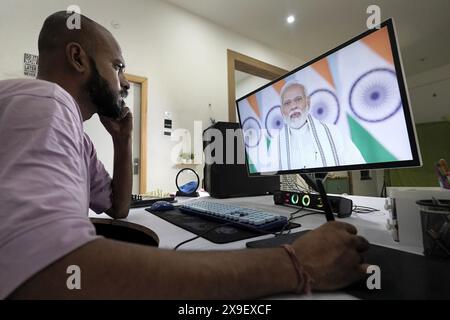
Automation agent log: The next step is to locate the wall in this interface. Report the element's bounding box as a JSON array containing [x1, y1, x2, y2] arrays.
[[350, 170, 384, 197], [407, 63, 450, 124], [350, 63, 450, 196], [0, 0, 302, 193], [235, 74, 271, 100]]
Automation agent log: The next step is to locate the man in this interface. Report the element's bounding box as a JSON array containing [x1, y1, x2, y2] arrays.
[[273, 81, 365, 170], [0, 11, 369, 299]]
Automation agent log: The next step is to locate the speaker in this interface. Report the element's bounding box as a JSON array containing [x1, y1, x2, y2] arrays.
[[273, 190, 353, 218], [203, 122, 279, 198]]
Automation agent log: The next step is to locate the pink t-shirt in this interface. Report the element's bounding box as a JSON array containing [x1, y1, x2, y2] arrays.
[[0, 79, 112, 298]]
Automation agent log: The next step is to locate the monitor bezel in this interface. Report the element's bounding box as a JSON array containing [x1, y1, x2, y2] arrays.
[[236, 18, 422, 176]]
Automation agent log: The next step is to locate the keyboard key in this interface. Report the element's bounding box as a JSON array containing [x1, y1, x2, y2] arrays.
[[180, 201, 288, 232]]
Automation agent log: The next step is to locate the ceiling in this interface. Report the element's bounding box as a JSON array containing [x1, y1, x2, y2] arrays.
[[163, 0, 450, 76]]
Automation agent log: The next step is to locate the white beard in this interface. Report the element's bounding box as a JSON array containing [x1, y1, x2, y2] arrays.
[[286, 109, 308, 129]]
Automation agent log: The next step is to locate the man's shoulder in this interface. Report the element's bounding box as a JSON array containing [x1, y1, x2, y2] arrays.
[[0, 78, 81, 119]]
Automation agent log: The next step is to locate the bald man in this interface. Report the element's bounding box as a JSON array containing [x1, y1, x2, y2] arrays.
[[0, 11, 370, 299]]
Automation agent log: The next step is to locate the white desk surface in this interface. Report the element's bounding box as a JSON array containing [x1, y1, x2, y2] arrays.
[[89, 193, 423, 300]]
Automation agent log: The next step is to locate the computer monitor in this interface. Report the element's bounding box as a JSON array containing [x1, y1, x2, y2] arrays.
[[236, 18, 421, 177]]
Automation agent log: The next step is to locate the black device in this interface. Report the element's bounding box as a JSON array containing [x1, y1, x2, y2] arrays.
[[273, 189, 353, 218], [203, 122, 279, 198]]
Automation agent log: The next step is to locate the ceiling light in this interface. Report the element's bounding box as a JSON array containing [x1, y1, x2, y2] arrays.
[[287, 15, 295, 24]]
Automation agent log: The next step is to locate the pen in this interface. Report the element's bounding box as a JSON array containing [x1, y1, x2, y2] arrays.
[[315, 179, 335, 221]]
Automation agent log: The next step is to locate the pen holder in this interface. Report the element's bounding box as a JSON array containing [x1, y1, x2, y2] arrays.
[[416, 199, 450, 259]]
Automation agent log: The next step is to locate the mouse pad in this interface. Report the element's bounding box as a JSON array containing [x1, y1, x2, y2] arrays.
[[145, 208, 300, 244], [246, 231, 450, 299]]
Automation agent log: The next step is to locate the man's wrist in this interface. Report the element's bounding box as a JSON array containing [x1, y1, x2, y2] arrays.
[[281, 244, 314, 294], [112, 135, 132, 145]]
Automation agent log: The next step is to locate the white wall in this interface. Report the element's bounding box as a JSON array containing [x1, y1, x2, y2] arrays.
[[407, 63, 450, 124], [235, 74, 271, 100], [0, 0, 302, 193], [350, 170, 385, 197]]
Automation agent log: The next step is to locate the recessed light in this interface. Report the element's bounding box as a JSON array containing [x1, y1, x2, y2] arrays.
[[286, 15, 295, 24]]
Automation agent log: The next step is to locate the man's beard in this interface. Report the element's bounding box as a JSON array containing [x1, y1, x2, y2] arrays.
[[86, 58, 127, 119], [286, 108, 308, 129]]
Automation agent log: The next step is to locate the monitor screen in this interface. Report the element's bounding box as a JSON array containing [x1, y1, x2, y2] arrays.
[[236, 19, 421, 176]]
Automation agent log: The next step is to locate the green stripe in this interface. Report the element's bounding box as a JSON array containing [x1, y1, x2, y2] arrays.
[[247, 154, 258, 174], [347, 114, 397, 163]]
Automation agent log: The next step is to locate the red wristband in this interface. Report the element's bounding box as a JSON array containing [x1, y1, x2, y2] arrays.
[[281, 244, 314, 294]]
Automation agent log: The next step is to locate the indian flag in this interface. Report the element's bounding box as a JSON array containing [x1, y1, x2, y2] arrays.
[[332, 26, 413, 163], [258, 80, 286, 150], [295, 59, 341, 127], [237, 96, 273, 173]]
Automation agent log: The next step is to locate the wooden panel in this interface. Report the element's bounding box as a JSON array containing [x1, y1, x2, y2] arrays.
[[140, 79, 148, 193], [227, 49, 288, 123], [125, 73, 148, 193]]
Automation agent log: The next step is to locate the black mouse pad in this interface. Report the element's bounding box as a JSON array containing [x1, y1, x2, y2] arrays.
[[145, 208, 300, 244], [246, 230, 450, 299]]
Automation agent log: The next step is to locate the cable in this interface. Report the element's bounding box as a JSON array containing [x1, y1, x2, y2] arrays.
[[352, 205, 379, 214], [292, 212, 323, 220], [173, 222, 233, 250], [275, 209, 323, 238], [275, 208, 303, 236]]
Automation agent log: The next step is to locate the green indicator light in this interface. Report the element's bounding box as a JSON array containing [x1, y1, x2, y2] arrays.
[[317, 197, 323, 208], [291, 194, 299, 204], [302, 195, 311, 207]]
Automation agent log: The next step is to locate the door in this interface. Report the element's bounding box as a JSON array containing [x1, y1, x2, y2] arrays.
[[83, 74, 148, 194]]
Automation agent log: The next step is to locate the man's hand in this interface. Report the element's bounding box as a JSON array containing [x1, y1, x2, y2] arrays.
[[292, 221, 370, 291], [100, 107, 133, 219], [99, 107, 133, 140]]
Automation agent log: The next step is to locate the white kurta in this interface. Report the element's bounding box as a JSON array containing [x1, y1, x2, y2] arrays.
[[264, 115, 365, 172], [288, 123, 321, 169]]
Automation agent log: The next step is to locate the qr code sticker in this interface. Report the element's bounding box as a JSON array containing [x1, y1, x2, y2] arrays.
[[24, 53, 39, 77]]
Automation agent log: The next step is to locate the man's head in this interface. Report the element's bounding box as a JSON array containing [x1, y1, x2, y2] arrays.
[[280, 81, 310, 129], [37, 11, 130, 120]]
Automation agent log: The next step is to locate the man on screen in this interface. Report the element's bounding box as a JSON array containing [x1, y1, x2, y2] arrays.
[[271, 80, 365, 170]]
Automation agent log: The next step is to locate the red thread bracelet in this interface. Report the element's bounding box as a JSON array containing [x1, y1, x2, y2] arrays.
[[281, 244, 314, 294]]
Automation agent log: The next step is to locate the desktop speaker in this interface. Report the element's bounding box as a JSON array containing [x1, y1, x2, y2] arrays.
[[203, 122, 279, 198], [273, 190, 353, 218]]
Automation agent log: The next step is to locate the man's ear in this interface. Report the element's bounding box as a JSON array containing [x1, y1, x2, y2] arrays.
[[65, 42, 89, 73]]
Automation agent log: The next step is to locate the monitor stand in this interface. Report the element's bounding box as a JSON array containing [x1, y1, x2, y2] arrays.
[[246, 172, 333, 248], [299, 172, 328, 193]]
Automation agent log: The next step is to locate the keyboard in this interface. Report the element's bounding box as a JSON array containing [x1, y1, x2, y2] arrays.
[[179, 200, 288, 232]]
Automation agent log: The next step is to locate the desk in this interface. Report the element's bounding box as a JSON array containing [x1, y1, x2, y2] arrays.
[[89, 193, 425, 299]]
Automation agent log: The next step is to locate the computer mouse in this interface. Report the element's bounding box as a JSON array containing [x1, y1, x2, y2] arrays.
[[149, 201, 174, 212]]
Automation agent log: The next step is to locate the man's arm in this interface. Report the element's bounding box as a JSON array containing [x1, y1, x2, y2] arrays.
[[10, 221, 370, 299], [102, 108, 133, 219]]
